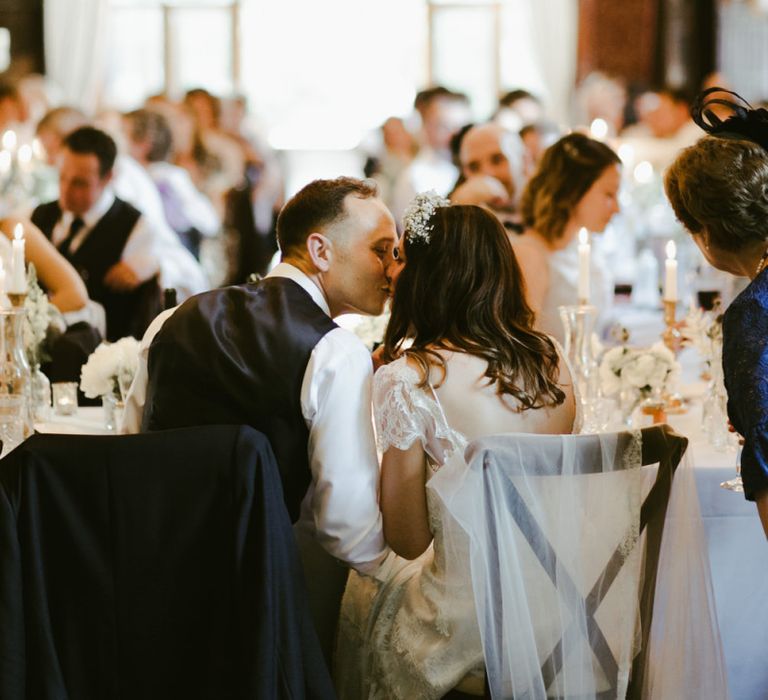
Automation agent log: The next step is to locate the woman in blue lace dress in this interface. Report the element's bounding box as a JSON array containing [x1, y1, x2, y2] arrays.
[[665, 88, 768, 536]]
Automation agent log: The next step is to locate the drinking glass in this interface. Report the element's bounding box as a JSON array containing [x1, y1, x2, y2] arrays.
[[0, 394, 25, 456], [581, 397, 617, 434], [720, 444, 744, 492], [52, 382, 78, 416]]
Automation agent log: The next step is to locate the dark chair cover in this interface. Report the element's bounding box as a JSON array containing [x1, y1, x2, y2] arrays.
[[0, 425, 335, 699]]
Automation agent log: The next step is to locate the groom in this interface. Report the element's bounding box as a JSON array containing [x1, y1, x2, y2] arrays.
[[137, 176, 397, 656]]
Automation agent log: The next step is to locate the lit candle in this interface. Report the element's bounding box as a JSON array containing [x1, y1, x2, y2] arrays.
[[31, 137, 44, 161], [664, 240, 678, 301], [590, 118, 608, 140], [578, 227, 591, 303], [17, 144, 32, 171], [633, 160, 654, 185], [1, 129, 17, 153], [9, 223, 26, 294]]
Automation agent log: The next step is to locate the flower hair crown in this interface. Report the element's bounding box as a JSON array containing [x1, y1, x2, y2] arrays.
[[402, 190, 449, 245]]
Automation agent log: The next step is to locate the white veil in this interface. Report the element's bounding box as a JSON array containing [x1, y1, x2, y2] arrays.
[[429, 426, 728, 699]]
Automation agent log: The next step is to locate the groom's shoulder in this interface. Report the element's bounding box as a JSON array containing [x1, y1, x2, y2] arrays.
[[313, 325, 373, 374]]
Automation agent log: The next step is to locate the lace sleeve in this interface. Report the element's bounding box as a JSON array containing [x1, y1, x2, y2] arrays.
[[373, 360, 427, 453]]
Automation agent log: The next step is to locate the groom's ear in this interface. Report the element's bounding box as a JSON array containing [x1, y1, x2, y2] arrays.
[[306, 232, 333, 272]]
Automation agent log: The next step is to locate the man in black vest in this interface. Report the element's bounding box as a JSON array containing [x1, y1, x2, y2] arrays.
[[31, 126, 162, 341], [135, 176, 397, 657]]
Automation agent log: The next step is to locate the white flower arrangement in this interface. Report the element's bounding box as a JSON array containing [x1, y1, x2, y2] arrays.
[[599, 342, 680, 397], [79, 336, 141, 399], [681, 306, 723, 365], [402, 190, 449, 245], [23, 263, 62, 367], [351, 310, 390, 350]]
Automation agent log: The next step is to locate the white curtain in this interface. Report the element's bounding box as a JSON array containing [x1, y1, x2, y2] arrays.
[[526, 0, 578, 126], [44, 0, 110, 114], [499, 0, 578, 126]]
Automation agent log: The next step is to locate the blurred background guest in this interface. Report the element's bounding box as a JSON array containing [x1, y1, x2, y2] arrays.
[[515, 133, 621, 341]]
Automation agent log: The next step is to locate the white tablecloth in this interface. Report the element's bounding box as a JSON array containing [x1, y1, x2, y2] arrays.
[[664, 405, 768, 700], [35, 406, 111, 435]]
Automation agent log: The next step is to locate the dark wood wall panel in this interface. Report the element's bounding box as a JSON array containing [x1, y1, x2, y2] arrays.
[[578, 0, 660, 85], [0, 0, 44, 76], [578, 0, 716, 94]]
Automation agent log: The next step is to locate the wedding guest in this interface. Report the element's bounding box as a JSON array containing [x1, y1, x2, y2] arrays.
[[123, 108, 220, 259], [183, 87, 246, 214], [513, 133, 621, 342], [450, 122, 527, 232], [336, 198, 577, 698], [36, 108, 209, 301], [363, 116, 418, 211], [520, 119, 561, 176], [31, 126, 163, 341], [391, 87, 470, 221], [665, 89, 768, 536], [130, 177, 398, 659], [494, 87, 544, 132], [0, 218, 87, 313], [0, 81, 23, 134], [621, 87, 700, 171], [0, 218, 103, 386], [574, 71, 627, 137], [35, 106, 88, 165]]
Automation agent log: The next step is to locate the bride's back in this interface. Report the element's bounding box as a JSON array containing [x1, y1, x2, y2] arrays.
[[428, 348, 577, 441]]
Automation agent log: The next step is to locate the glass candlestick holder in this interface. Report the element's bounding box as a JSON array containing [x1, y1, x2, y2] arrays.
[[0, 303, 32, 437], [559, 304, 599, 400]]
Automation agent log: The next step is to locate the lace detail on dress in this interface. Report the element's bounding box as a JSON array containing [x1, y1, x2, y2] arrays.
[[374, 358, 466, 466]]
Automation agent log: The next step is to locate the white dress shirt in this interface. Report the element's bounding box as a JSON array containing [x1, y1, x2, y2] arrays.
[[113, 155, 209, 300], [52, 187, 160, 282], [122, 262, 390, 575], [147, 161, 220, 237]]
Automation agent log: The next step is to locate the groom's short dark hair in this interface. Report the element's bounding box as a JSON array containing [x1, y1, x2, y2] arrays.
[[277, 177, 378, 257]]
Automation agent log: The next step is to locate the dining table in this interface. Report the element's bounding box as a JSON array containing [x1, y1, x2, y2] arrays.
[[33, 361, 768, 699]]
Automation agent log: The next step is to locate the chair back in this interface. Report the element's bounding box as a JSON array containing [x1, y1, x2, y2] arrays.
[[0, 425, 335, 700], [433, 425, 690, 699]]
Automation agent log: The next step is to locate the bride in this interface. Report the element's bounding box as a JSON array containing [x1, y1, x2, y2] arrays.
[[335, 196, 579, 698]]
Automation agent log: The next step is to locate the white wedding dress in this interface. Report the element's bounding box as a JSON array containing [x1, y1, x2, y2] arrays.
[[335, 353, 580, 699]]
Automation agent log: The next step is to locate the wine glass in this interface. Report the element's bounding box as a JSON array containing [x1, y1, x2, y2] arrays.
[[720, 444, 744, 492]]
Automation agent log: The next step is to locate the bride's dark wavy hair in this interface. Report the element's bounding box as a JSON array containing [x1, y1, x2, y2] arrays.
[[384, 204, 565, 411]]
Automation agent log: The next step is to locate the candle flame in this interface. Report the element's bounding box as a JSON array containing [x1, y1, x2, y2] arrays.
[[590, 118, 608, 140], [1, 130, 16, 151], [618, 143, 635, 165], [13, 223, 23, 241], [579, 227, 589, 245], [666, 240, 676, 259], [633, 160, 654, 184], [17, 144, 31, 164]]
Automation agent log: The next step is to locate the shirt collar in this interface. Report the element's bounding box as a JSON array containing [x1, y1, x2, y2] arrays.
[[60, 187, 115, 229], [266, 262, 331, 317]]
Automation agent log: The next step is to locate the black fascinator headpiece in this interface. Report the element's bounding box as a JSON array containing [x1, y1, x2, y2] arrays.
[[691, 86, 768, 151]]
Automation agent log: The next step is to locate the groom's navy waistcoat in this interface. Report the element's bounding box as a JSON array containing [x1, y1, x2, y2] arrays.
[[142, 277, 338, 521]]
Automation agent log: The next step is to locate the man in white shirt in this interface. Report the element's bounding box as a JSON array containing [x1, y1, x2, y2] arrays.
[[391, 87, 470, 223], [127, 176, 397, 658]]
